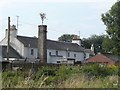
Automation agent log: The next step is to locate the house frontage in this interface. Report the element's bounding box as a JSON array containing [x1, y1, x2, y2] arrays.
[[0, 25, 93, 64]]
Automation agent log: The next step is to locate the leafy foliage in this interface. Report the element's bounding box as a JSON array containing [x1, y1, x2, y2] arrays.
[[2, 71, 24, 88], [101, 1, 120, 55], [58, 34, 78, 42], [82, 34, 105, 54], [82, 64, 118, 77]]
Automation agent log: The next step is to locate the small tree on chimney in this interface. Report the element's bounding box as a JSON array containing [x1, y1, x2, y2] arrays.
[[40, 13, 46, 25]]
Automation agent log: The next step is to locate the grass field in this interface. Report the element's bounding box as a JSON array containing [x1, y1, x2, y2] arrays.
[[0, 73, 2, 89], [2, 64, 119, 88]]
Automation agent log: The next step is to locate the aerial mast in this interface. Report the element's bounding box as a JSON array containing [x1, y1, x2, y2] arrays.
[[16, 16, 19, 30], [40, 13, 46, 25]]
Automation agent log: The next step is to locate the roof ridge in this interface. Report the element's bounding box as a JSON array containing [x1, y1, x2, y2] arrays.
[[47, 39, 77, 44], [17, 35, 37, 39], [2, 45, 23, 59], [17, 35, 79, 45]]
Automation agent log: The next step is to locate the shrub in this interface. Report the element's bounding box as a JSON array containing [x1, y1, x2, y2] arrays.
[[56, 65, 78, 80], [108, 65, 118, 75], [82, 64, 118, 77], [34, 66, 56, 81], [2, 71, 24, 88]]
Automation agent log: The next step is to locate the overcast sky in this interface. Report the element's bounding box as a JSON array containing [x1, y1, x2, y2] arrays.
[[0, 0, 117, 41]]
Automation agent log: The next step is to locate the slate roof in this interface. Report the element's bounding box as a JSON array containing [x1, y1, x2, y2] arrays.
[[84, 54, 116, 64], [2, 46, 23, 59], [104, 53, 120, 61], [84, 49, 95, 55], [17, 35, 84, 52]]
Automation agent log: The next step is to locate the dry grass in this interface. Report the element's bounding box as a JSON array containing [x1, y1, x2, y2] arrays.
[[58, 74, 119, 88], [15, 74, 49, 88]]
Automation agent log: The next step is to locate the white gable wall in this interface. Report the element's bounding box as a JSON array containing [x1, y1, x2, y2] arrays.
[[24, 47, 38, 59], [85, 53, 90, 59], [0, 36, 25, 58], [10, 37, 24, 57], [0, 37, 7, 46]]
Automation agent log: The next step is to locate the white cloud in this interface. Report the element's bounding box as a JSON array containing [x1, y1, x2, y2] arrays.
[[91, 2, 116, 10], [0, 0, 117, 3], [0, 0, 11, 6], [38, 0, 115, 3]]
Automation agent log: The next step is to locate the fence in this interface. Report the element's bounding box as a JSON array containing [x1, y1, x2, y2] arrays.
[[2, 60, 80, 72]]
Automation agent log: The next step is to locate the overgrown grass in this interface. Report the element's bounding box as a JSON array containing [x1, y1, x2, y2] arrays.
[[0, 73, 2, 89], [2, 64, 119, 88], [59, 74, 119, 88]]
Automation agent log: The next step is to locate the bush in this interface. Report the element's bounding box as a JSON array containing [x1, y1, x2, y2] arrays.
[[56, 65, 79, 80], [108, 65, 118, 75], [2, 71, 24, 88], [82, 64, 118, 77], [35, 66, 56, 81]]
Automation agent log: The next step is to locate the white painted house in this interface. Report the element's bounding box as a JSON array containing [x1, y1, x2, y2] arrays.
[[0, 25, 93, 64]]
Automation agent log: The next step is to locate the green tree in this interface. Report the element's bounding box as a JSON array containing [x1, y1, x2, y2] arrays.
[[102, 35, 113, 53], [82, 34, 105, 54], [58, 34, 77, 42], [101, 1, 120, 55]]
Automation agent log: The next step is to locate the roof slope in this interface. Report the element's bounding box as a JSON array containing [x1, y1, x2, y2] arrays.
[[84, 49, 95, 55], [104, 54, 120, 61], [2, 46, 23, 59], [17, 35, 84, 52], [84, 54, 115, 64]]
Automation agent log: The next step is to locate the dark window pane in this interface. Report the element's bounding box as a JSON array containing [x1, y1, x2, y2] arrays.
[[56, 51, 58, 55], [74, 54, 76, 57], [31, 49, 34, 55], [67, 52, 70, 57]]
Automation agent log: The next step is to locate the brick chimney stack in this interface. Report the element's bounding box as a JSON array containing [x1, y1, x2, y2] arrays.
[[38, 25, 47, 63]]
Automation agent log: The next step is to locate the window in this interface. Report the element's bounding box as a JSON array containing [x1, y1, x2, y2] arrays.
[[56, 51, 58, 56], [74, 54, 76, 57], [57, 61, 60, 63], [31, 49, 34, 55], [67, 52, 70, 57], [49, 52, 51, 56]]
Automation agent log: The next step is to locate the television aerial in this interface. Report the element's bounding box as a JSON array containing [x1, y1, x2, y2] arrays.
[[39, 12, 46, 25]]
